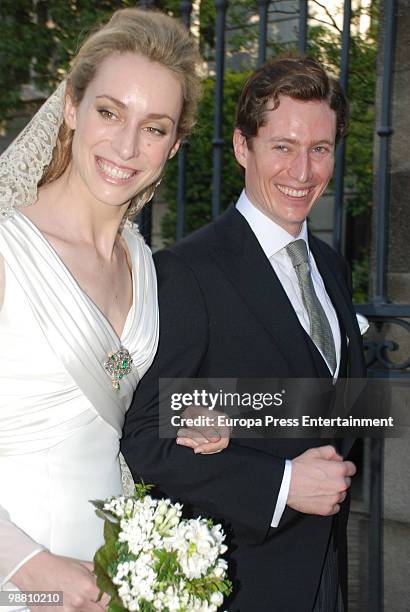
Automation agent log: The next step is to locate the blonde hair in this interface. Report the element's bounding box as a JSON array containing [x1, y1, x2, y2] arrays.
[[41, 8, 202, 212]]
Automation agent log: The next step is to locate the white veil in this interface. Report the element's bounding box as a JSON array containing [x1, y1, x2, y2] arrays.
[[0, 82, 66, 220]]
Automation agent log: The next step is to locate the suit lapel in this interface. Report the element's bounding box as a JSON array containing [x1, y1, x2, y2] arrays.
[[209, 207, 318, 376]]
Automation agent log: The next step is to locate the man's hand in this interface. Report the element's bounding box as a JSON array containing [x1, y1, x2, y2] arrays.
[[287, 445, 356, 516], [11, 551, 109, 611], [176, 406, 231, 454]]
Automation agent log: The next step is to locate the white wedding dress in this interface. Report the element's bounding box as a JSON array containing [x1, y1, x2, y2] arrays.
[[0, 210, 158, 601]]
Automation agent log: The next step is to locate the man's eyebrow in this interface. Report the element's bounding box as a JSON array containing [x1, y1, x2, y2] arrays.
[[268, 137, 298, 144], [312, 139, 335, 146], [95, 96, 175, 123], [268, 137, 335, 146]]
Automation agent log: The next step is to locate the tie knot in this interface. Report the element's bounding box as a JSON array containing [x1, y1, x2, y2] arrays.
[[286, 239, 308, 268]]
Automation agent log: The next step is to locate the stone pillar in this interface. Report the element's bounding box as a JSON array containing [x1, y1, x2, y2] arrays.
[[372, 1, 410, 610]]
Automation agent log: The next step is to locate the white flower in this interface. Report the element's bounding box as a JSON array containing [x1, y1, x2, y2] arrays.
[[163, 593, 180, 611], [356, 313, 369, 335], [118, 504, 161, 556], [164, 518, 227, 579], [118, 583, 131, 598], [97, 491, 229, 611], [211, 591, 224, 607], [104, 495, 127, 518], [190, 597, 217, 612], [211, 558, 228, 579], [154, 500, 183, 534]]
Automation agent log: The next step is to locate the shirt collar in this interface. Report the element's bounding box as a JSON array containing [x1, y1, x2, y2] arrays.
[[235, 190, 310, 259]]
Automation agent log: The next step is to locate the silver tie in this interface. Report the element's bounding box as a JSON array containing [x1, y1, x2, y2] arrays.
[[286, 239, 337, 374]]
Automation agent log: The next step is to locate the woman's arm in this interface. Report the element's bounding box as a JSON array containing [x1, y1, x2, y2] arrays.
[[0, 506, 107, 611], [11, 552, 108, 612], [0, 504, 44, 586]]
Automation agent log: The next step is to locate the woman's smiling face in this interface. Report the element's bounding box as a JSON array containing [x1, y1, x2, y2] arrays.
[[64, 51, 183, 212]]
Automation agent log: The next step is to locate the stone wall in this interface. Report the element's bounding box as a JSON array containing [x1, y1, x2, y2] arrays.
[[370, 1, 410, 610]]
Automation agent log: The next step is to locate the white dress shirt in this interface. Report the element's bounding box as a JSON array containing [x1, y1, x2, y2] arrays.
[[236, 190, 342, 527]]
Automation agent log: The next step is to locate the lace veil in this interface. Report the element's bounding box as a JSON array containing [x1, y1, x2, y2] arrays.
[[0, 82, 66, 220]]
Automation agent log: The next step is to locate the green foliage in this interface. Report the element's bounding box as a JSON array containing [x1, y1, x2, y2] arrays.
[[184, 571, 233, 601], [307, 4, 378, 219], [161, 71, 248, 244], [93, 515, 123, 611], [306, 2, 378, 300], [134, 480, 154, 499], [153, 548, 180, 581], [0, 0, 167, 125], [198, 0, 216, 58], [352, 255, 371, 303]]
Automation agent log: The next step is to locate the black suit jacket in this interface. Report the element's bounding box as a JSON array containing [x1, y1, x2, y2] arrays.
[[121, 206, 366, 611]]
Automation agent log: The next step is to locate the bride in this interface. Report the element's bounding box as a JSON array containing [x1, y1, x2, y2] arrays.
[[0, 8, 225, 610]]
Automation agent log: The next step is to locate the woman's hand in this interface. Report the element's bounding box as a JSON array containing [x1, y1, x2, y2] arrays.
[[11, 551, 109, 611], [176, 406, 231, 454]]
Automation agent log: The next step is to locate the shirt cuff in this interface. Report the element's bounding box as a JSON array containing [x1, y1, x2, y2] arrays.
[[2, 547, 45, 588], [270, 459, 292, 528]]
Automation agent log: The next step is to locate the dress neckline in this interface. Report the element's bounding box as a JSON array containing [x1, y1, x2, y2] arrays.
[[14, 209, 136, 343]]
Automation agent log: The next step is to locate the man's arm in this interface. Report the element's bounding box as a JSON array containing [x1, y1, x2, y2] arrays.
[[121, 249, 356, 536], [121, 249, 286, 542]]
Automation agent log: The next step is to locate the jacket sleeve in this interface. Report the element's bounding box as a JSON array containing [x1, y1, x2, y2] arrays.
[[121, 249, 286, 543]]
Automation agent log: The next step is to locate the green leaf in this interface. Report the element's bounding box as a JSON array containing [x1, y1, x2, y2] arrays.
[[153, 549, 180, 582], [93, 518, 126, 609], [104, 519, 121, 548], [133, 479, 155, 500], [94, 507, 120, 524], [95, 569, 117, 601], [93, 547, 118, 603], [90, 499, 107, 511], [93, 519, 121, 581], [108, 597, 126, 612]]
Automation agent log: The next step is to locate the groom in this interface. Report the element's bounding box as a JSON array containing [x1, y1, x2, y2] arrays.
[[122, 56, 365, 611]]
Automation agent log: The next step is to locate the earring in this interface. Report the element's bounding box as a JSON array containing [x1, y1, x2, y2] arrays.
[[126, 178, 162, 218]]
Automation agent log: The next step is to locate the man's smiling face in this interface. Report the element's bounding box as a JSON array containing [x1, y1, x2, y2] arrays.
[[233, 95, 337, 237]]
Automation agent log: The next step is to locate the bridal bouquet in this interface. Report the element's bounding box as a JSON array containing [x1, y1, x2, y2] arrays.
[[92, 483, 232, 611]]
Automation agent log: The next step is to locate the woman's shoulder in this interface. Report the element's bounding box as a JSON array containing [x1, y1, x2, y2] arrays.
[[123, 218, 142, 237], [0, 207, 18, 229], [122, 219, 151, 253], [121, 220, 156, 285]]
